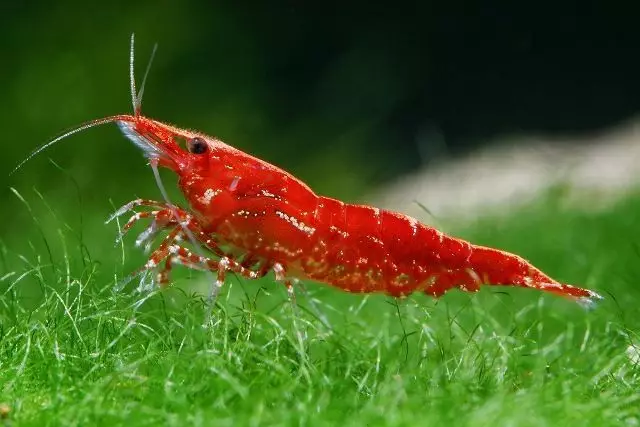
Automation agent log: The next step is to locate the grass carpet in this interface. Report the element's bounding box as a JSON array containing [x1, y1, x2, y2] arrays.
[[1, 189, 640, 426]]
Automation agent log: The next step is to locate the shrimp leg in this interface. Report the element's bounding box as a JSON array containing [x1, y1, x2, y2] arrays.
[[122, 228, 260, 288], [111, 203, 255, 300], [108, 199, 187, 244], [109, 199, 226, 257], [107, 198, 177, 223]]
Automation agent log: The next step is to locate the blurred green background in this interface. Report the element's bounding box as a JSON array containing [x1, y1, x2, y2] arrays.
[[2, 2, 640, 263]]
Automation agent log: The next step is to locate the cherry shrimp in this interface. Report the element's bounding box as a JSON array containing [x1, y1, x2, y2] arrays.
[[13, 35, 602, 307]]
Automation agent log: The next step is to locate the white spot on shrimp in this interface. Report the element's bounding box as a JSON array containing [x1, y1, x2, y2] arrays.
[[198, 188, 220, 205], [373, 207, 381, 226], [392, 274, 411, 287], [330, 225, 349, 238], [229, 176, 240, 191], [261, 189, 279, 199], [368, 236, 383, 245], [275, 210, 315, 235], [408, 217, 418, 237]]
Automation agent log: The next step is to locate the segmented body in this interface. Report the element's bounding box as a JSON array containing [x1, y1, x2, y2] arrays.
[[111, 116, 600, 303]]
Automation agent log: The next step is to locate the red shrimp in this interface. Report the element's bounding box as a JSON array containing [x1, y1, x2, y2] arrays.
[[111, 116, 601, 304], [15, 35, 602, 306]]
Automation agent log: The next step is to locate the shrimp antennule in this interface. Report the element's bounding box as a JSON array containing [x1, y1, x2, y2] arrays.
[[129, 33, 158, 116]]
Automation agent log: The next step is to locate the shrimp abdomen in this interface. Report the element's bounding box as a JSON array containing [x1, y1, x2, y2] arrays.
[[302, 200, 598, 301]]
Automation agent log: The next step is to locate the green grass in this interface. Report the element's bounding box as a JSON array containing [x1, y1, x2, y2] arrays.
[[2, 188, 640, 426]]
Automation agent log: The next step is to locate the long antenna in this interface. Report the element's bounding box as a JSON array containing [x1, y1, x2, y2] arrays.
[[9, 116, 131, 177], [129, 33, 137, 114], [136, 43, 158, 114]]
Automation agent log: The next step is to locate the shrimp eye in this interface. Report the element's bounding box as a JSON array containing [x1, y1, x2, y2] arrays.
[[187, 137, 208, 154]]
